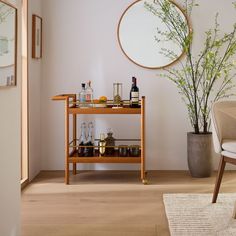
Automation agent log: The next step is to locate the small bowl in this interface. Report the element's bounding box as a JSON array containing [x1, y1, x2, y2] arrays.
[[118, 145, 129, 157], [129, 145, 140, 157], [94, 103, 107, 108]]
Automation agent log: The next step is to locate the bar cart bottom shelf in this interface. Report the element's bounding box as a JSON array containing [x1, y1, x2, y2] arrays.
[[68, 150, 148, 184], [69, 150, 141, 163]]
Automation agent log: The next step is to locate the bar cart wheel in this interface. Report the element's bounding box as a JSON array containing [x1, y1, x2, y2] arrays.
[[142, 179, 148, 185]]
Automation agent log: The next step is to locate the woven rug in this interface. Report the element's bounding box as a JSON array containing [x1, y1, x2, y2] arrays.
[[163, 193, 236, 236]]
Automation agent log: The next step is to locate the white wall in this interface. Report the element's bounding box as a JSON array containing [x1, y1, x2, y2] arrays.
[[28, 0, 42, 180], [41, 0, 236, 171], [0, 0, 21, 235]]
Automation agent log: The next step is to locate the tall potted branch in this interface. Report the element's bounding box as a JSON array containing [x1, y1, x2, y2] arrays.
[[145, 0, 236, 177]]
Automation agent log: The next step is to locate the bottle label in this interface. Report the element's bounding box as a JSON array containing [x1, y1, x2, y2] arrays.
[[86, 94, 92, 102], [131, 92, 139, 102], [80, 97, 86, 103]]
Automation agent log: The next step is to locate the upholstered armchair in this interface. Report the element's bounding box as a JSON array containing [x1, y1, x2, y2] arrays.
[[211, 101, 236, 203]]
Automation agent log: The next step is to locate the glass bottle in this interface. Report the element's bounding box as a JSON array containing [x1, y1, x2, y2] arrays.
[[78, 122, 87, 157], [79, 83, 86, 107], [130, 77, 140, 108], [105, 128, 115, 155], [113, 83, 122, 107], [99, 133, 106, 156], [85, 81, 94, 107], [84, 122, 94, 157]]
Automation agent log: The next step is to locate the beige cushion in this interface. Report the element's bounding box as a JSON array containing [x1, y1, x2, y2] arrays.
[[222, 151, 236, 159], [211, 101, 236, 154], [222, 139, 236, 153]]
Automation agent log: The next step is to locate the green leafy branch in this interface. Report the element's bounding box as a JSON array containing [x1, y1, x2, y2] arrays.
[[0, 3, 14, 24], [145, 0, 236, 134]]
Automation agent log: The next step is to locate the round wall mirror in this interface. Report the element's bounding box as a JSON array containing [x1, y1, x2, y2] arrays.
[[117, 0, 190, 69]]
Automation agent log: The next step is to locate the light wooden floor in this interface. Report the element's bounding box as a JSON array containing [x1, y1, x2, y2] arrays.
[[21, 170, 236, 236]]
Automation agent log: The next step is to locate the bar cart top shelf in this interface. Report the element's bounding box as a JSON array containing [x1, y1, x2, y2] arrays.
[[52, 94, 143, 114]]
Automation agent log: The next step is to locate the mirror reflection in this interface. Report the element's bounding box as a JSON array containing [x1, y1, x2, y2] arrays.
[[0, 1, 17, 86], [118, 0, 189, 69]]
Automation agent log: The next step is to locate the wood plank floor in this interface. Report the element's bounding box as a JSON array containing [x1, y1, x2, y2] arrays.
[[21, 170, 236, 236]]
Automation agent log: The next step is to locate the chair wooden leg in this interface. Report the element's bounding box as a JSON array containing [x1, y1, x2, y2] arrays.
[[212, 156, 226, 203]]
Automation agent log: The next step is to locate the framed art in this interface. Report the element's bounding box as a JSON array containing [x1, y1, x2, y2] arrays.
[[32, 14, 42, 59], [0, 0, 17, 87]]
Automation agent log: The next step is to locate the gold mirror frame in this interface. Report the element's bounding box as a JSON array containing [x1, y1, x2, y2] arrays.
[[117, 0, 191, 69], [0, 0, 17, 87]]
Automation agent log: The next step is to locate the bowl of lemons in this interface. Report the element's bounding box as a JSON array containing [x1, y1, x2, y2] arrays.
[[94, 96, 108, 108]]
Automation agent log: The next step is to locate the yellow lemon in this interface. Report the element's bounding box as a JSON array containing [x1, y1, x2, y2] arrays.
[[99, 96, 107, 103]]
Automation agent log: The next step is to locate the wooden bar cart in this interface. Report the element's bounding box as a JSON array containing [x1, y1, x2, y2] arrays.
[[52, 94, 147, 184]]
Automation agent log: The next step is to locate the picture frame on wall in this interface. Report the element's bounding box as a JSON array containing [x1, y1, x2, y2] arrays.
[[32, 14, 42, 59], [0, 0, 17, 87]]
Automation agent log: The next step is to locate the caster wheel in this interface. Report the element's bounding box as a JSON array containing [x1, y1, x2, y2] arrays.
[[142, 179, 148, 185]]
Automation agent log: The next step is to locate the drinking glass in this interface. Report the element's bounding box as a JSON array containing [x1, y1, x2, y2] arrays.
[[113, 83, 122, 107]]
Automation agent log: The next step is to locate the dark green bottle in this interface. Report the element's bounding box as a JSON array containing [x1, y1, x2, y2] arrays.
[[130, 77, 140, 108]]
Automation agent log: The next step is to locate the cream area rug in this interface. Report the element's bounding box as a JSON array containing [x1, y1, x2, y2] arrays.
[[163, 194, 236, 236]]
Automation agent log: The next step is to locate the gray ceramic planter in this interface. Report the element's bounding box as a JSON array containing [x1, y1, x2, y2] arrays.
[[187, 132, 213, 178]]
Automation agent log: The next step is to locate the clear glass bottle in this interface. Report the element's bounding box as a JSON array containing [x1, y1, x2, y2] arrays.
[[99, 133, 106, 156], [79, 83, 86, 107], [85, 81, 94, 107], [78, 122, 87, 157], [105, 128, 115, 155], [84, 122, 94, 157]]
